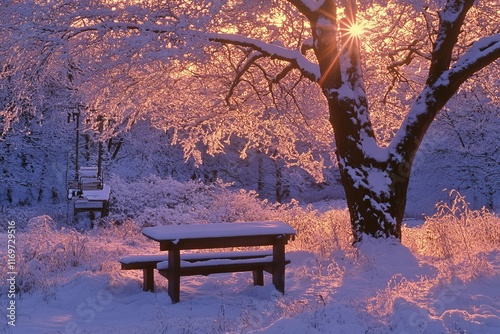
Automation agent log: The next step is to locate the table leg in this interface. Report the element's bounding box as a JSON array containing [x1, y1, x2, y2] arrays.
[[272, 238, 286, 294], [252, 270, 264, 286], [168, 247, 181, 303], [143, 267, 154, 292]]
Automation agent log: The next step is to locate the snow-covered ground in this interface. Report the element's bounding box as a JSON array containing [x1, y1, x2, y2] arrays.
[[1, 202, 499, 334]]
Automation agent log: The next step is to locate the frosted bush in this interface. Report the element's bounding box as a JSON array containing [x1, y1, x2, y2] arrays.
[[404, 190, 499, 258], [403, 190, 500, 280], [14, 216, 91, 292], [206, 188, 277, 223], [108, 175, 279, 226], [9, 215, 156, 295], [109, 175, 218, 226], [277, 201, 353, 258]]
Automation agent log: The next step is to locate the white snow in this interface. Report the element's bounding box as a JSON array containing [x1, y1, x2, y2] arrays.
[[301, 0, 326, 12], [142, 221, 296, 241], [339, 163, 390, 197], [360, 136, 389, 162], [364, 168, 390, 195], [2, 209, 499, 334], [74, 185, 111, 201]]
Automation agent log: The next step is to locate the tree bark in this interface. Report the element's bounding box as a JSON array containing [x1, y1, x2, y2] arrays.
[[335, 150, 410, 241], [327, 95, 409, 242]]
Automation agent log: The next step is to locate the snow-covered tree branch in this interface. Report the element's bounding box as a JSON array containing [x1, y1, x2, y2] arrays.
[[391, 4, 500, 166], [207, 33, 320, 82]]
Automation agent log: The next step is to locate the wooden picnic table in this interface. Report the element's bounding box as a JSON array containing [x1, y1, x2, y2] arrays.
[[142, 221, 296, 303]]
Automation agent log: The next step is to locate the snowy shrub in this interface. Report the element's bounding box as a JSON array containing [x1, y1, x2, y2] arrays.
[[93, 217, 142, 244], [108, 175, 219, 226], [206, 188, 277, 223], [277, 201, 353, 258], [14, 216, 89, 293], [108, 175, 277, 226], [403, 190, 500, 280], [10, 215, 157, 295]]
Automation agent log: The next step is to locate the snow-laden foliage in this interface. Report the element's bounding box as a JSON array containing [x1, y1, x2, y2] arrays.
[[277, 201, 353, 257], [3, 215, 145, 297]]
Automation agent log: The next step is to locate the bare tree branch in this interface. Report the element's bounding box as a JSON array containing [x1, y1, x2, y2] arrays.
[[225, 51, 264, 104], [273, 63, 295, 83]]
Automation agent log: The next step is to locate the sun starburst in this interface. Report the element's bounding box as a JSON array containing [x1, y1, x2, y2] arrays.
[[348, 22, 365, 37]]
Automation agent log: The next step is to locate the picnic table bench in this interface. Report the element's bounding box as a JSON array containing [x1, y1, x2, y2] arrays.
[[120, 221, 296, 303]]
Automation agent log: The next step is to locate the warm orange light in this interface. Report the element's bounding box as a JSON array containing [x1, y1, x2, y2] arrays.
[[348, 22, 365, 37]]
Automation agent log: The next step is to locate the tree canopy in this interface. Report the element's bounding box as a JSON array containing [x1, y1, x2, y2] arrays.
[[1, 0, 499, 241]]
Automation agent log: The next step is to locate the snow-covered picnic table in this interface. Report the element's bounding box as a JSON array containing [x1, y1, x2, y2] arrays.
[[140, 221, 296, 303]]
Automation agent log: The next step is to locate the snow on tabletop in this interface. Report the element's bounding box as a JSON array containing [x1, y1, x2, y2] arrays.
[[142, 221, 296, 241]]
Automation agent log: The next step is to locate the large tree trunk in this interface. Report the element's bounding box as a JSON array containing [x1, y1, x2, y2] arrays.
[[314, 0, 413, 242], [337, 152, 410, 242], [327, 98, 412, 242], [310, 1, 384, 242]]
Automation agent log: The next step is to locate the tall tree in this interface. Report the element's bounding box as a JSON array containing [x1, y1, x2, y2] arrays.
[[208, 0, 500, 242]]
